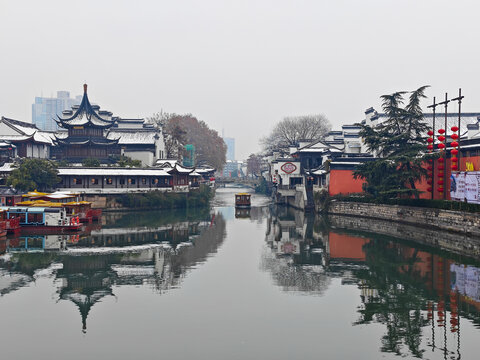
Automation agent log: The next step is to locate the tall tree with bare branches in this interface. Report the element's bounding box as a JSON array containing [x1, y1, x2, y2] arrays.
[[261, 114, 331, 154]]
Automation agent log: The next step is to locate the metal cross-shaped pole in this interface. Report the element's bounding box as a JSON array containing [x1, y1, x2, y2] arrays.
[[438, 93, 450, 200], [427, 97, 439, 199], [451, 88, 464, 169]]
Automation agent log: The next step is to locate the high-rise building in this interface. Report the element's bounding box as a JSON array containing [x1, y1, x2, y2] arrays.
[[32, 91, 81, 131], [224, 137, 235, 161]]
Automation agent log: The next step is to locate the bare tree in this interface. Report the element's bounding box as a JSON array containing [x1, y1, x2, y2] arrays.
[[260, 114, 331, 154], [147, 112, 186, 159], [246, 153, 264, 177]]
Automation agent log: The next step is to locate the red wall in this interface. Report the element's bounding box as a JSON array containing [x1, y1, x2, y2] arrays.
[[328, 155, 480, 199], [329, 232, 369, 261], [329, 169, 365, 196], [420, 155, 480, 200]]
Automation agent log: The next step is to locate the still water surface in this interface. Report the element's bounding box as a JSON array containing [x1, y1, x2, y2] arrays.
[[1, 187, 480, 359]]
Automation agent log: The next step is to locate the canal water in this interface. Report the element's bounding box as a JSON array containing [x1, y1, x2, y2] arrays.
[[1, 186, 480, 359]]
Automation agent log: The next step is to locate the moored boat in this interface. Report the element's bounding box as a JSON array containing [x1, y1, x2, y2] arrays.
[[235, 193, 251, 208], [0, 206, 82, 233], [18, 192, 102, 223]]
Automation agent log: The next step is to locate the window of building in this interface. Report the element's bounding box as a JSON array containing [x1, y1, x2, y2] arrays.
[[120, 178, 125, 185], [106, 178, 113, 185], [74, 178, 82, 185], [142, 178, 147, 185], [91, 178, 99, 185]]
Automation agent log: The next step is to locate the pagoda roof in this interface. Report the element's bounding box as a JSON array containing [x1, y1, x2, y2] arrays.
[[56, 84, 116, 129], [54, 137, 119, 146]]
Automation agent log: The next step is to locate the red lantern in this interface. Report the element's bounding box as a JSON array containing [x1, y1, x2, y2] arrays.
[[428, 172, 433, 177], [427, 180, 432, 185], [438, 129, 445, 134], [427, 166, 433, 171], [427, 187, 433, 192], [427, 144, 434, 150], [438, 135, 446, 142], [451, 157, 458, 163], [451, 149, 459, 155], [452, 165, 458, 170], [438, 165, 444, 170], [427, 137, 434, 143], [451, 133, 459, 140], [438, 188, 444, 193], [438, 180, 444, 185], [438, 158, 444, 163], [438, 172, 444, 177], [428, 159, 433, 163], [451, 126, 459, 132], [451, 141, 459, 147], [428, 130, 434, 136], [438, 143, 446, 149]]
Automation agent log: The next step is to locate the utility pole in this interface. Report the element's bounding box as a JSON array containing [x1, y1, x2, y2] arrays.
[[438, 93, 450, 200], [427, 97, 438, 200], [451, 88, 464, 169]]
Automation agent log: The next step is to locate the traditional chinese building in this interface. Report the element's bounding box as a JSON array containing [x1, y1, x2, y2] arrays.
[[53, 84, 120, 162], [0, 116, 54, 160]]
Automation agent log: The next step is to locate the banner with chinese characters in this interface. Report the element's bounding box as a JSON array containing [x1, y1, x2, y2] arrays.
[[450, 171, 480, 203]]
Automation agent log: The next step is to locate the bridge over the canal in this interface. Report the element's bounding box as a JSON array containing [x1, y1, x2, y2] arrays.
[[215, 177, 260, 189]]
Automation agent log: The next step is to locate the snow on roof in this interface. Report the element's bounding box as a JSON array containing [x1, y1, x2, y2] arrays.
[[61, 112, 112, 127], [312, 169, 327, 175], [0, 163, 14, 172], [189, 171, 202, 176], [58, 168, 172, 177], [107, 130, 157, 145], [299, 148, 328, 153], [0, 135, 31, 142], [195, 168, 215, 173], [1, 117, 37, 136], [170, 164, 193, 174], [33, 131, 55, 145], [330, 161, 363, 165], [155, 159, 178, 168]]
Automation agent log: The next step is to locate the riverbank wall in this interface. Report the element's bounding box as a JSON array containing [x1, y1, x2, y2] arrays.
[[328, 213, 480, 259], [328, 201, 480, 236], [83, 187, 213, 212]]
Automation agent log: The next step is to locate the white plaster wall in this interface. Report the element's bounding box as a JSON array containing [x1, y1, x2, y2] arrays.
[[155, 132, 166, 160], [124, 150, 154, 166], [272, 161, 301, 185]]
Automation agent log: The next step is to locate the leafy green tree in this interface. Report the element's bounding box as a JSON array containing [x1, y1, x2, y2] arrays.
[[116, 155, 142, 167], [354, 86, 430, 199], [7, 158, 60, 191], [82, 158, 101, 167]]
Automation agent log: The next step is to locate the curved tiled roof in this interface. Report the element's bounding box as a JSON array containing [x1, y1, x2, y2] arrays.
[[56, 84, 115, 129]]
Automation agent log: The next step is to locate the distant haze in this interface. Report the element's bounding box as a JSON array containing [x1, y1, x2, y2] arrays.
[[1, 0, 479, 159]]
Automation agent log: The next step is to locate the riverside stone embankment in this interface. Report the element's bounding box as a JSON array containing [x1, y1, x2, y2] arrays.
[[328, 201, 480, 258]]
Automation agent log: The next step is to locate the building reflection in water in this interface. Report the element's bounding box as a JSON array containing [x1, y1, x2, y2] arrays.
[[264, 207, 480, 359], [0, 209, 226, 333]]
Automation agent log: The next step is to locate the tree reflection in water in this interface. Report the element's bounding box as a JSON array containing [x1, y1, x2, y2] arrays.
[[264, 207, 480, 359], [0, 210, 226, 333]]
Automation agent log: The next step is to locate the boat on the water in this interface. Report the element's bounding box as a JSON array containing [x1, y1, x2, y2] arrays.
[[0, 206, 82, 233], [235, 193, 251, 208], [19, 191, 102, 223], [0, 209, 20, 235]]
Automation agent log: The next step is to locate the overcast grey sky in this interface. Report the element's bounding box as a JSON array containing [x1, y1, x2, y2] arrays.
[[0, 0, 479, 159]]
